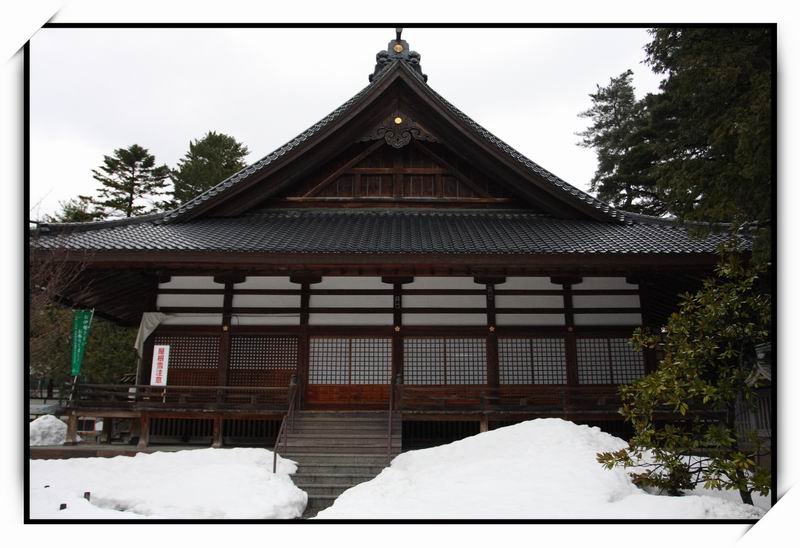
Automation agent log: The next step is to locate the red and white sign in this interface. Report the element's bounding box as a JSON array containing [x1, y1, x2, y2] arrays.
[[150, 345, 170, 386]]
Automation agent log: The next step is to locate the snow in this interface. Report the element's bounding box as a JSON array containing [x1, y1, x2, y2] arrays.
[[29, 415, 71, 446], [30, 448, 307, 519], [314, 419, 766, 519]]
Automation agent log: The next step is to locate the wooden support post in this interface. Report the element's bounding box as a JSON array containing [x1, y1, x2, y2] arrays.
[[217, 281, 235, 393], [212, 415, 223, 448], [65, 413, 79, 445], [392, 282, 404, 381], [479, 416, 489, 433], [137, 414, 150, 449], [631, 276, 659, 374], [298, 282, 311, 409], [101, 417, 112, 444], [553, 277, 580, 387]]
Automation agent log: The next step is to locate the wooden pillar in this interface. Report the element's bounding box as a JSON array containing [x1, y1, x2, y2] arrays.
[[552, 276, 582, 387], [479, 415, 489, 433], [475, 276, 504, 390], [291, 272, 321, 409], [137, 413, 150, 449], [629, 275, 659, 374], [212, 415, 223, 448], [65, 413, 79, 445], [383, 276, 413, 384], [216, 280, 236, 388], [101, 417, 113, 444]]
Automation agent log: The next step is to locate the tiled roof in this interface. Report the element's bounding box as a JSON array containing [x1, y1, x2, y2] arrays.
[[33, 209, 735, 255]]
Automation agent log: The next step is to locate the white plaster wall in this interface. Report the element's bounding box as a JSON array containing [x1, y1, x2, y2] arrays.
[[402, 313, 486, 326], [573, 313, 643, 326], [310, 313, 393, 325], [310, 294, 393, 308], [231, 314, 300, 326], [573, 277, 638, 290], [496, 314, 566, 326], [572, 295, 641, 308], [161, 313, 222, 325], [232, 294, 301, 308], [405, 277, 484, 290], [157, 294, 224, 308], [501, 277, 562, 290], [315, 277, 388, 290], [495, 295, 564, 309], [234, 277, 300, 290], [403, 294, 486, 308], [158, 276, 223, 290]]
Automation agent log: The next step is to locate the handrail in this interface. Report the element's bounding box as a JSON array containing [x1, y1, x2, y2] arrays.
[[272, 375, 298, 474], [69, 384, 290, 410]]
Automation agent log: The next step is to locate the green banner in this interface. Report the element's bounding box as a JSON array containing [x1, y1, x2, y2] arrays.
[[71, 309, 94, 376]]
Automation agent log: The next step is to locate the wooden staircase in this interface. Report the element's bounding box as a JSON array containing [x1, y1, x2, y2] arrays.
[[282, 411, 401, 517]]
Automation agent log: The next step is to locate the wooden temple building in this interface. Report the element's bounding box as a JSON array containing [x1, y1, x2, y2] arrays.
[[31, 32, 732, 491]]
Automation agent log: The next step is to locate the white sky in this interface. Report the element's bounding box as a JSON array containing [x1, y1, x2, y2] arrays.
[[29, 27, 662, 219]]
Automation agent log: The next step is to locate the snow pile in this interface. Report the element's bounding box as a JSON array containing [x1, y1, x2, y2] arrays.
[[29, 415, 69, 446], [315, 419, 765, 519], [30, 448, 307, 519]]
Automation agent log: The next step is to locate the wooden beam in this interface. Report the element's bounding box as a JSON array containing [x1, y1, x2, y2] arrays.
[[303, 141, 385, 198], [413, 141, 496, 199]]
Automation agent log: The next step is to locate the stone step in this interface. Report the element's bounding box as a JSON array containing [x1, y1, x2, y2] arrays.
[[293, 472, 377, 485], [297, 483, 355, 498], [295, 464, 386, 475], [283, 451, 395, 462], [288, 432, 401, 440], [287, 437, 400, 447]]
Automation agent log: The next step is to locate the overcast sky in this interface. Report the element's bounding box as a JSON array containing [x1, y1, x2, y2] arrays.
[[29, 27, 663, 219]]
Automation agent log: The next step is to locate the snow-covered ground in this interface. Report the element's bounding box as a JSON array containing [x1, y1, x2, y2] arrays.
[[314, 419, 768, 519], [30, 448, 307, 519], [29, 415, 72, 446]]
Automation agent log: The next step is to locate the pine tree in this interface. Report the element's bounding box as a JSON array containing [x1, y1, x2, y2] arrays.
[[90, 144, 171, 218], [577, 70, 663, 215], [171, 131, 250, 205], [43, 196, 106, 223]]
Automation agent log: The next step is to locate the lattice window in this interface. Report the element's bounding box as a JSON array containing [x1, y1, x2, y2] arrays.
[[229, 336, 298, 387], [404, 338, 486, 385], [608, 338, 646, 383], [309, 337, 391, 384], [499, 337, 567, 384], [576, 337, 645, 384], [152, 335, 220, 386]]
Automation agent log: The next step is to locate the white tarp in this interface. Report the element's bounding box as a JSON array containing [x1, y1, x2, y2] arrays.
[[133, 312, 168, 358]]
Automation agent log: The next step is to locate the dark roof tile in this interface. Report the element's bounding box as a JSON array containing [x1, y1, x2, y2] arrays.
[[33, 209, 738, 256]]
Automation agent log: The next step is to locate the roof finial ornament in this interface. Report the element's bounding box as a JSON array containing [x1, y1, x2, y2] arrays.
[[369, 28, 427, 83]]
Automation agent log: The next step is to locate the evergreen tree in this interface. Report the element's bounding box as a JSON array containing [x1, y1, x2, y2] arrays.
[[577, 70, 663, 215], [43, 196, 106, 223], [90, 144, 171, 218], [597, 247, 771, 505], [643, 28, 772, 229], [171, 131, 250, 204], [578, 28, 772, 258]]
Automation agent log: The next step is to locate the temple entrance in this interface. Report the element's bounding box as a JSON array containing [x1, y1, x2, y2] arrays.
[[304, 336, 393, 409]]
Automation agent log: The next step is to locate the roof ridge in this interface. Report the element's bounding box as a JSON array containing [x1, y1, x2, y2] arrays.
[[35, 211, 162, 234], [400, 66, 625, 223], [159, 61, 399, 224]]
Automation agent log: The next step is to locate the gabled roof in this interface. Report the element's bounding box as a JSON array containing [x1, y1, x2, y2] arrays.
[[34, 34, 739, 262], [155, 37, 625, 224]]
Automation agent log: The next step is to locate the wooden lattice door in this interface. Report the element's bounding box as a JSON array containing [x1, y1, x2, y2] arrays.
[[305, 336, 392, 408]]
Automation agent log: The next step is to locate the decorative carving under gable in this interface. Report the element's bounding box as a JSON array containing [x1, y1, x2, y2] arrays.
[[358, 113, 438, 149]]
